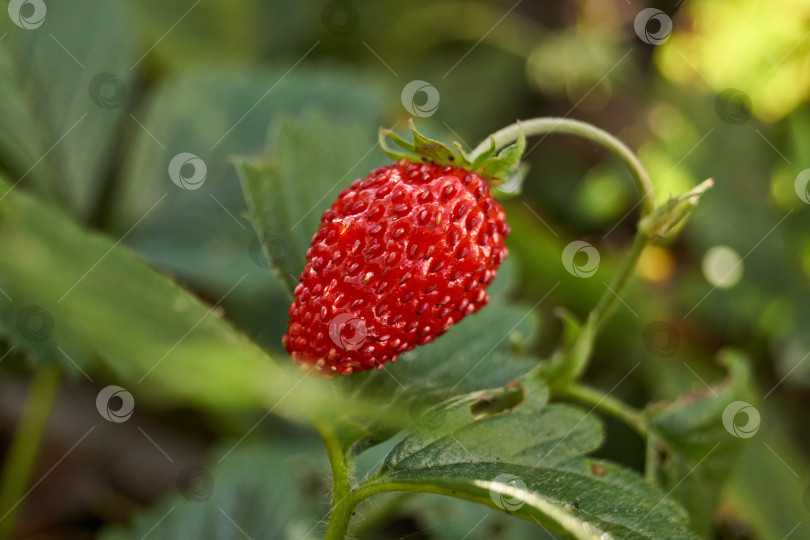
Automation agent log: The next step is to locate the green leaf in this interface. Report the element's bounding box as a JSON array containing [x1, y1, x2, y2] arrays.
[[0, 174, 403, 428], [100, 440, 328, 540], [382, 492, 560, 539], [0, 0, 135, 217], [0, 175, 281, 408], [235, 157, 298, 296], [123, 0, 265, 72], [234, 109, 383, 295], [363, 380, 697, 539], [114, 66, 385, 296], [722, 420, 810, 539], [644, 350, 758, 536]]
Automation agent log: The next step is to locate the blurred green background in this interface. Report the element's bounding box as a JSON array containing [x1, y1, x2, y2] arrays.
[[0, 0, 809, 538]]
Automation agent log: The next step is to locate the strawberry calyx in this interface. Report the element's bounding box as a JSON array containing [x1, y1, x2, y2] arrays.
[[379, 119, 526, 188]]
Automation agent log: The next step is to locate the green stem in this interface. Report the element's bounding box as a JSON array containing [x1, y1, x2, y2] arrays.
[[474, 118, 658, 386], [319, 424, 354, 540], [327, 479, 494, 540], [560, 383, 648, 439], [588, 231, 651, 330], [470, 117, 656, 218], [328, 478, 567, 537], [0, 364, 60, 538]]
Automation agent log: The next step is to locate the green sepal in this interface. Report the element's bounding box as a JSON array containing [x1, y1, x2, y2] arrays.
[[470, 137, 498, 167], [379, 119, 527, 185], [409, 119, 470, 166], [378, 126, 414, 162], [639, 178, 714, 239], [477, 129, 526, 180], [491, 162, 530, 199]]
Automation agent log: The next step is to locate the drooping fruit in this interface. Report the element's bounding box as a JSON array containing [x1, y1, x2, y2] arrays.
[[283, 121, 525, 374]]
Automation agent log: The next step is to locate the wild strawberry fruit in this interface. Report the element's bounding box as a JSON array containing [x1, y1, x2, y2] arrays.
[[283, 121, 525, 374]]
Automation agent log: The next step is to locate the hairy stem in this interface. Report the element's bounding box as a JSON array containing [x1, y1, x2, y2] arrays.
[[0, 364, 60, 538], [319, 424, 354, 540]]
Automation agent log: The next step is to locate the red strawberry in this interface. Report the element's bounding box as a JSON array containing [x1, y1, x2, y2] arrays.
[[283, 121, 525, 375]]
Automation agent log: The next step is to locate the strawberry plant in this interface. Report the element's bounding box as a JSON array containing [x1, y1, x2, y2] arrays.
[[3, 1, 800, 538], [0, 103, 753, 538], [229, 114, 735, 539]]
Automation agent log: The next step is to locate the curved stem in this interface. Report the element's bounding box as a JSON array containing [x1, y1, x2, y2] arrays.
[[473, 118, 658, 388], [559, 382, 648, 439], [327, 479, 503, 539], [0, 364, 60, 538], [471, 117, 656, 218]]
